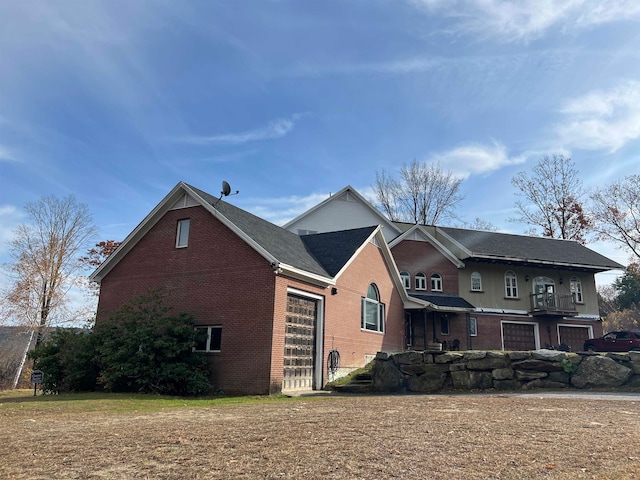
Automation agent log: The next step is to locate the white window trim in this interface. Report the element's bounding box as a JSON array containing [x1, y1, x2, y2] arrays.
[[361, 284, 385, 333], [570, 276, 584, 304], [505, 271, 518, 298], [469, 317, 478, 336], [415, 273, 427, 291], [193, 325, 222, 352], [471, 272, 482, 292], [176, 219, 190, 248], [400, 271, 411, 289], [431, 273, 443, 292]]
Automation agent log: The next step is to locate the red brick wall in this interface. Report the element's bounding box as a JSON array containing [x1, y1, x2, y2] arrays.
[[96, 205, 278, 395], [391, 240, 459, 295], [269, 241, 406, 389], [325, 242, 405, 368]]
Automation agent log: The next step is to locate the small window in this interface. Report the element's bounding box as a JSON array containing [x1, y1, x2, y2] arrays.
[[469, 317, 478, 337], [176, 219, 190, 248], [505, 271, 518, 298], [194, 326, 222, 352], [362, 283, 385, 333], [570, 276, 583, 303], [400, 271, 410, 289], [431, 273, 443, 292], [440, 315, 450, 335], [471, 272, 482, 291], [415, 272, 427, 290]]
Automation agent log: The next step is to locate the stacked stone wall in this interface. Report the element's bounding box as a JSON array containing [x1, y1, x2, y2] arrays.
[[372, 350, 640, 393]]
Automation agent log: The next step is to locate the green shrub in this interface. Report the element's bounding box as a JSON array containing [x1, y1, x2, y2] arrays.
[[29, 329, 99, 393], [94, 291, 211, 396]]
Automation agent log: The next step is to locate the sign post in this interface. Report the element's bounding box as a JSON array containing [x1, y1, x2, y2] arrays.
[[30, 370, 43, 396]]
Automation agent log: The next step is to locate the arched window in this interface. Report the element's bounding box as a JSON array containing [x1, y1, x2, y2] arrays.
[[415, 272, 427, 290], [431, 273, 443, 291], [570, 276, 583, 303], [400, 271, 410, 289], [471, 272, 482, 291], [362, 283, 385, 332], [505, 271, 518, 298]]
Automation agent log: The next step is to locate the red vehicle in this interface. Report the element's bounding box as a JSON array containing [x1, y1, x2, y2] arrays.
[[583, 331, 640, 352]]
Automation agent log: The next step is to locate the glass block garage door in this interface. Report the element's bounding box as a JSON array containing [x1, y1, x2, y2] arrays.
[[283, 295, 317, 391]]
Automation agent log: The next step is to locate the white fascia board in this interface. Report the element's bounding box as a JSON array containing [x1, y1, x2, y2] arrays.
[[90, 182, 188, 282], [388, 225, 465, 269], [278, 263, 335, 287]]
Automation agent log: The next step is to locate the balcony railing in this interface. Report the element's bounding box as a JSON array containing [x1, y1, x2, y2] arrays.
[[529, 292, 578, 316]]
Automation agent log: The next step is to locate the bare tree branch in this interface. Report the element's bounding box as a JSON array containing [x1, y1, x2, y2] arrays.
[[0, 195, 96, 345], [510, 154, 592, 244], [374, 160, 464, 225], [591, 174, 640, 262]]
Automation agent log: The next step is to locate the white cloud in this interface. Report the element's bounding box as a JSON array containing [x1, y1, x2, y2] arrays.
[[556, 80, 640, 152], [243, 192, 330, 226], [409, 0, 640, 43], [428, 141, 526, 178], [176, 115, 304, 145]]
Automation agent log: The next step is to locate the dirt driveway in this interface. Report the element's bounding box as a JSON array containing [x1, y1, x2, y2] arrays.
[[2, 392, 640, 479]]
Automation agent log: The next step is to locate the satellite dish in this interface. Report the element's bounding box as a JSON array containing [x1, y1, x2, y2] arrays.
[[215, 180, 239, 206], [221, 180, 231, 197]]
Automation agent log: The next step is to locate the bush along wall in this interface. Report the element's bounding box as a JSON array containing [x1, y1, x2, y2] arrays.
[[371, 350, 640, 393]]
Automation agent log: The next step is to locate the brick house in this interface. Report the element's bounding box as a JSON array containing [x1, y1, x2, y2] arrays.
[[285, 186, 624, 353], [92, 182, 425, 395]]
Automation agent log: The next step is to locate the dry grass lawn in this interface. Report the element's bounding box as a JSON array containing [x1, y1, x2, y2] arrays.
[[2, 390, 640, 479]]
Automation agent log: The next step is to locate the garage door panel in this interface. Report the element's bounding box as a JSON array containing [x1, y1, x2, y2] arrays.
[[559, 326, 590, 352], [503, 323, 536, 351]]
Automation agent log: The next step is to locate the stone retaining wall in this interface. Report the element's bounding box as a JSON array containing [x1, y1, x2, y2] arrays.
[[372, 349, 640, 393]]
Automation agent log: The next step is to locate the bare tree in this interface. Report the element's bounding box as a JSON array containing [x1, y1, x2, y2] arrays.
[[510, 154, 592, 244], [374, 160, 464, 225], [0, 195, 96, 345], [591, 174, 640, 262]]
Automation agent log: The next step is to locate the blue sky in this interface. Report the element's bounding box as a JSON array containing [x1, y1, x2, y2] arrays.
[[1, 0, 640, 288]]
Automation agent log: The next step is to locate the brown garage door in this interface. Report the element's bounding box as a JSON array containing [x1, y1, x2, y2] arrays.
[[503, 322, 536, 350], [283, 295, 316, 391], [559, 326, 590, 352]]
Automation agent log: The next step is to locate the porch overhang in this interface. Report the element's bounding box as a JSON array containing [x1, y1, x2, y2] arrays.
[[407, 293, 475, 313]]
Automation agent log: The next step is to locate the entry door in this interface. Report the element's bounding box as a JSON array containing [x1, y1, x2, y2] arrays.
[[283, 295, 317, 391], [533, 277, 555, 308]]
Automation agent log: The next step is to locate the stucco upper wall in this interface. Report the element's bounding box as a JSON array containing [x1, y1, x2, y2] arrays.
[[285, 190, 399, 242], [459, 262, 600, 317]]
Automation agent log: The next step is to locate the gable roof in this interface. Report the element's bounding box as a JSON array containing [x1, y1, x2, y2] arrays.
[[436, 226, 624, 272], [283, 185, 402, 240], [91, 182, 411, 291], [388, 224, 465, 268]]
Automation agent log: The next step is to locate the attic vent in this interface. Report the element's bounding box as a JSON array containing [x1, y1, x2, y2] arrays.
[[297, 229, 318, 235], [338, 191, 354, 202], [170, 194, 199, 210]]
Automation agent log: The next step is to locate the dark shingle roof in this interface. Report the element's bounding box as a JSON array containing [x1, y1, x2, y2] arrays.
[[189, 185, 376, 278], [408, 293, 475, 310], [438, 226, 624, 271], [301, 227, 377, 277]]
